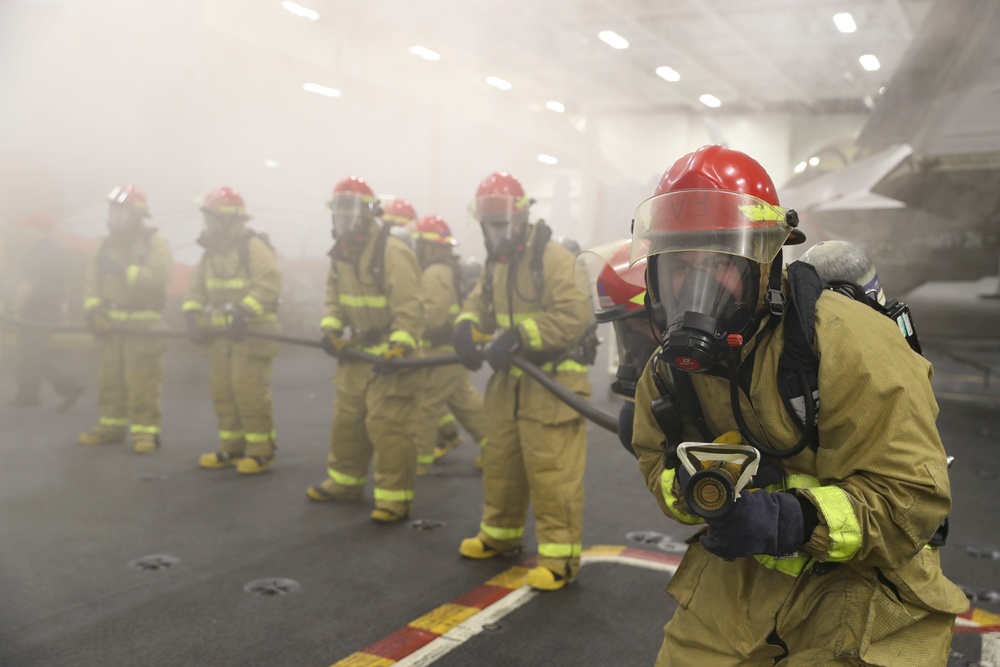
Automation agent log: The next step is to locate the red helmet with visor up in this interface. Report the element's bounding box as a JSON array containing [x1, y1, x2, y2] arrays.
[[108, 184, 151, 218], [329, 175, 377, 239]]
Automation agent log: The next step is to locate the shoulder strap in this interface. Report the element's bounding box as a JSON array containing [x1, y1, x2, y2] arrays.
[[367, 222, 393, 291], [529, 221, 552, 298], [482, 259, 496, 319], [777, 261, 824, 444]]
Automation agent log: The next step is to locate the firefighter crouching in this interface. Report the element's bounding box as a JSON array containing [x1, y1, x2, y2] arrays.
[[79, 185, 172, 454], [183, 186, 282, 475], [454, 171, 594, 591], [306, 176, 424, 524]]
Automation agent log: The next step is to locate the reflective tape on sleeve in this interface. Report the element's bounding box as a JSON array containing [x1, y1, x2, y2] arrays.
[[659, 468, 704, 525], [809, 485, 862, 562], [519, 318, 543, 351]]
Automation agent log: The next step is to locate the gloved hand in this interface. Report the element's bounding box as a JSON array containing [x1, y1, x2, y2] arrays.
[[453, 320, 484, 371], [483, 327, 520, 373], [382, 343, 410, 361], [699, 490, 808, 560], [185, 311, 212, 345], [86, 308, 113, 336], [229, 306, 248, 341], [97, 254, 126, 277], [320, 329, 350, 358]]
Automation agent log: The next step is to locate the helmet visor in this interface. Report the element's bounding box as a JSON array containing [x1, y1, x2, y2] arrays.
[[574, 240, 647, 320], [472, 193, 528, 225], [329, 194, 369, 238], [631, 190, 792, 267]]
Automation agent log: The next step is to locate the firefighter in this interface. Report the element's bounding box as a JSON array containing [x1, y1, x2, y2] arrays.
[[306, 176, 424, 524], [454, 171, 594, 591], [184, 187, 281, 475], [575, 239, 658, 456], [409, 215, 488, 475], [79, 186, 171, 453], [629, 145, 968, 664]]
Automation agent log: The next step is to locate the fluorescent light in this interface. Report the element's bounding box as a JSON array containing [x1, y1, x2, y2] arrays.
[[303, 82, 341, 97], [537, 154, 558, 165], [598, 30, 629, 49], [699, 94, 721, 108], [859, 54, 880, 71], [486, 76, 511, 90], [794, 161, 807, 174], [879, 86, 886, 94], [833, 13, 856, 33], [545, 100, 565, 113], [409, 45, 441, 62], [282, 1, 319, 20], [655, 66, 680, 82], [264, 159, 279, 168]]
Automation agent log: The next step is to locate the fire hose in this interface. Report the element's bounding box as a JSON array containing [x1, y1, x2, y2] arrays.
[[0, 315, 620, 434]]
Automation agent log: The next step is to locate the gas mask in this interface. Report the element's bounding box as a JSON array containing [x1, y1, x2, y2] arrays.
[[330, 195, 373, 242], [653, 251, 759, 372], [200, 211, 239, 249], [108, 205, 140, 237], [480, 217, 526, 260]]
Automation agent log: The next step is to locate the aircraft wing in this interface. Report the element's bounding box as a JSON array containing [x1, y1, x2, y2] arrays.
[[856, 0, 1000, 155], [779, 144, 910, 214]]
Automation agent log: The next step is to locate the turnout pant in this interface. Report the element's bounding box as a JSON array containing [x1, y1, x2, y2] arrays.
[[96, 332, 165, 439], [206, 334, 278, 458]]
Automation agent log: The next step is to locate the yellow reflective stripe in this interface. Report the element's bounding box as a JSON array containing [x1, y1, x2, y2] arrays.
[[205, 278, 248, 289], [438, 413, 455, 427], [659, 468, 704, 525], [389, 329, 417, 349], [126, 265, 140, 286], [786, 474, 821, 489], [130, 425, 160, 434], [339, 294, 388, 308], [629, 291, 647, 306], [753, 553, 811, 576], [362, 343, 389, 356], [320, 316, 343, 331], [738, 202, 787, 222], [219, 430, 245, 441], [538, 543, 582, 559], [100, 417, 128, 427], [448, 304, 460, 315], [241, 295, 265, 316], [329, 468, 366, 487], [455, 312, 480, 326], [417, 454, 435, 465], [519, 318, 543, 351], [245, 432, 272, 443], [496, 312, 541, 328], [211, 314, 229, 326], [84, 297, 102, 310], [182, 300, 203, 312], [809, 486, 862, 562], [480, 523, 524, 541], [374, 488, 414, 502]]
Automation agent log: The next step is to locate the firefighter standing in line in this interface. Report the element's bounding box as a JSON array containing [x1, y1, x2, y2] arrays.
[[306, 176, 424, 524], [184, 187, 282, 475], [79, 186, 171, 453], [629, 145, 967, 664], [409, 215, 488, 475], [454, 171, 594, 591]]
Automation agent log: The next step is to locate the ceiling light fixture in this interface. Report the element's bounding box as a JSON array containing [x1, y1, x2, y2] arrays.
[[859, 54, 880, 71], [699, 94, 721, 108], [303, 82, 341, 97], [264, 159, 279, 168], [833, 13, 856, 33], [486, 76, 512, 90], [598, 30, 629, 49], [282, 1, 319, 21], [655, 66, 680, 82], [794, 162, 807, 174], [409, 45, 441, 62], [537, 154, 558, 165], [808, 156, 820, 166], [545, 101, 565, 113]]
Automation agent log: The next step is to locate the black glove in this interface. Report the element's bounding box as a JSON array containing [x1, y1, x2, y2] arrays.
[[700, 490, 809, 560], [97, 254, 126, 277], [229, 307, 248, 341], [185, 311, 212, 344], [483, 327, 521, 373], [453, 320, 483, 371]]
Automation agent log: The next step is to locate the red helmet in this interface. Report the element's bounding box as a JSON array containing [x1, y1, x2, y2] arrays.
[[382, 198, 417, 226], [575, 240, 647, 322], [471, 171, 529, 223], [108, 184, 151, 217], [201, 186, 250, 220], [413, 215, 457, 246], [631, 145, 802, 267], [329, 175, 377, 239]]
